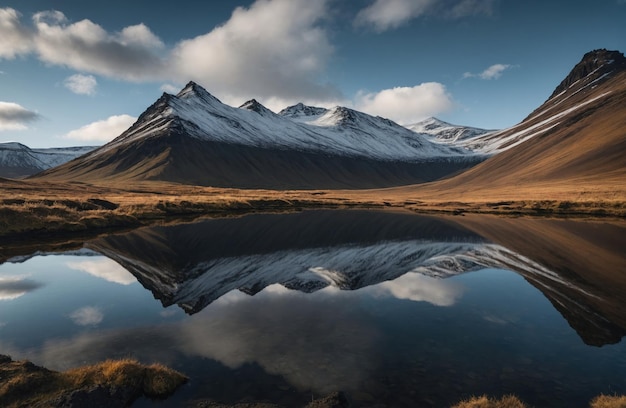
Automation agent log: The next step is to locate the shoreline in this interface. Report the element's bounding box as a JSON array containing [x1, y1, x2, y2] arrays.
[[1, 178, 625, 244]]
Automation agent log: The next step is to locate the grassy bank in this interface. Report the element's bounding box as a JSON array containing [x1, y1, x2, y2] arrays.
[[1, 179, 625, 241], [452, 394, 626, 408], [0, 355, 187, 407]]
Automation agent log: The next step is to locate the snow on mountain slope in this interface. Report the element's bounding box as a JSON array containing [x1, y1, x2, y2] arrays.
[[406, 117, 493, 145], [278, 103, 328, 123], [405, 50, 626, 156], [449, 49, 625, 155], [0, 142, 96, 178], [30, 146, 98, 168], [456, 91, 612, 154], [95, 82, 472, 162]]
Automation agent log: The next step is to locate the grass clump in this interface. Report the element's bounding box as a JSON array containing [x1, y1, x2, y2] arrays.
[[452, 395, 528, 408], [591, 394, 626, 408], [453, 394, 626, 408], [0, 355, 187, 407]]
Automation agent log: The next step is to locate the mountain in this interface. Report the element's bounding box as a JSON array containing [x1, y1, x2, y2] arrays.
[[401, 49, 626, 198], [83, 210, 626, 346], [278, 102, 328, 122], [405, 117, 493, 145], [34, 82, 482, 189], [0, 142, 96, 178]]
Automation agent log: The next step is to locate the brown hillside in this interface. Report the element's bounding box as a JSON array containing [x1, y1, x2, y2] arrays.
[[386, 49, 626, 202]]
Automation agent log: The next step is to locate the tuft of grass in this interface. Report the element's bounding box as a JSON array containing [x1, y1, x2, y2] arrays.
[[591, 394, 626, 408], [451, 395, 529, 408], [0, 356, 187, 407], [65, 358, 188, 398]]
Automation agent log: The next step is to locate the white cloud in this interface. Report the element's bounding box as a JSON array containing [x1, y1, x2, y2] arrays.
[[69, 306, 103, 326], [160, 83, 180, 94], [355, 0, 433, 31], [31, 10, 165, 81], [0, 3, 341, 107], [66, 258, 136, 285], [463, 63, 513, 80], [118, 23, 164, 48], [63, 114, 136, 142], [0, 101, 40, 131], [355, 82, 454, 124], [63, 73, 97, 95], [0, 8, 32, 58], [170, 0, 338, 103], [355, 0, 495, 31]]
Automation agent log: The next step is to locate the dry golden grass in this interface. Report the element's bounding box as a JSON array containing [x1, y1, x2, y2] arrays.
[[453, 394, 626, 408], [1, 175, 624, 241], [452, 395, 528, 408], [0, 355, 187, 407], [591, 395, 626, 408]]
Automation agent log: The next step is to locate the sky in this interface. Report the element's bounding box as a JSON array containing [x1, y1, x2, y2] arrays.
[[0, 0, 625, 147]]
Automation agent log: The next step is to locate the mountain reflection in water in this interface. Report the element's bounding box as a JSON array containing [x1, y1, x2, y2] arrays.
[[85, 210, 626, 346], [1, 210, 625, 407]]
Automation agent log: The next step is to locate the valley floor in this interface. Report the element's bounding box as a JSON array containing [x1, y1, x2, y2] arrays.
[[1, 179, 625, 241]]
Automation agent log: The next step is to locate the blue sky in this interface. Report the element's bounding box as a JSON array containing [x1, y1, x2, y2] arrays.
[[1, 0, 625, 147]]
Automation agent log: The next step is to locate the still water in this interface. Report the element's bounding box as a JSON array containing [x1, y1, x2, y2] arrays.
[[1, 210, 625, 407]]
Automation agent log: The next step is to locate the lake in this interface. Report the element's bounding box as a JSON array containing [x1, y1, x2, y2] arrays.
[[1, 210, 625, 407]]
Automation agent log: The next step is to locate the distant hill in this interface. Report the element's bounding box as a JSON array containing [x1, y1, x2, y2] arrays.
[[0, 142, 96, 179], [34, 83, 483, 189], [405, 117, 493, 146]]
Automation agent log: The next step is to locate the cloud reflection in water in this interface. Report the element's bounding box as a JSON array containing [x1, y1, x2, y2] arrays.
[[0, 275, 43, 301], [66, 258, 136, 285], [8, 272, 460, 394]]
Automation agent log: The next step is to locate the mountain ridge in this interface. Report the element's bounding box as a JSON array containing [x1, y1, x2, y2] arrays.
[[34, 81, 483, 189]]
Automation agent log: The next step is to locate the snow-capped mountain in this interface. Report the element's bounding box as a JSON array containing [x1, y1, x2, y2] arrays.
[[0, 142, 96, 178], [406, 117, 492, 144], [101, 82, 470, 161], [35, 82, 483, 189]]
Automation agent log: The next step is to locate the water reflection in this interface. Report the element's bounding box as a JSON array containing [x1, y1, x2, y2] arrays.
[[69, 306, 104, 326], [0, 210, 625, 406], [66, 258, 137, 285], [83, 210, 626, 346], [0, 275, 43, 300], [359, 272, 463, 306]]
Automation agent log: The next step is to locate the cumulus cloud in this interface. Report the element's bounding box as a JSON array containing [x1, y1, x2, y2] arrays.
[[463, 63, 513, 80], [0, 2, 340, 106], [355, 83, 454, 124], [69, 306, 103, 326], [170, 0, 338, 104], [31, 12, 166, 81], [355, 0, 495, 31], [0, 102, 40, 131], [63, 114, 136, 142], [63, 73, 97, 95], [66, 259, 137, 285], [0, 8, 32, 58]]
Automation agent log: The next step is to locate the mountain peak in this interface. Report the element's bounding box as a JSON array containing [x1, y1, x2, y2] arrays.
[[549, 48, 626, 98], [239, 99, 273, 115], [176, 81, 222, 104], [278, 103, 328, 120]]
